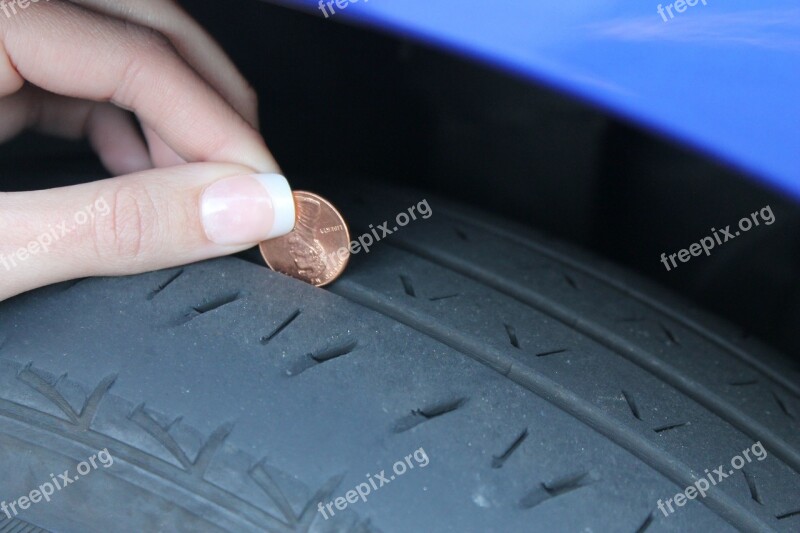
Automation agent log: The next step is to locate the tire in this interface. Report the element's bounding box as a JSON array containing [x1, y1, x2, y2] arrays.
[[0, 184, 798, 533]]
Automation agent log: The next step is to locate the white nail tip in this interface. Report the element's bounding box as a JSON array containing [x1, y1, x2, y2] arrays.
[[255, 174, 296, 239]]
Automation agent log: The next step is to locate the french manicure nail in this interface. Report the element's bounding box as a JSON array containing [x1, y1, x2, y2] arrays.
[[201, 174, 295, 245]]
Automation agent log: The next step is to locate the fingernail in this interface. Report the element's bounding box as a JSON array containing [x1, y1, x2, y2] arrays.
[[201, 174, 295, 245]]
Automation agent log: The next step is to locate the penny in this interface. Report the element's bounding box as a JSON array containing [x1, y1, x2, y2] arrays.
[[259, 191, 351, 287]]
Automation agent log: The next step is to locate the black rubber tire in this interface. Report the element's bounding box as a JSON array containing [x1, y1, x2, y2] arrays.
[[0, 185, 798, 533]]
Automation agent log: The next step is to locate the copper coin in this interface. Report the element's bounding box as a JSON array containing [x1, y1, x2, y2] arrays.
[[259, 191, 351, 287]]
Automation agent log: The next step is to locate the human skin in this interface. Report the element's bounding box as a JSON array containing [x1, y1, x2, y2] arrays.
[[0, 0, 296, 301]]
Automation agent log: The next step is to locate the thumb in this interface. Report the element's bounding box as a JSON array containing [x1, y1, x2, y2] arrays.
[[0, 164, 296, 301]]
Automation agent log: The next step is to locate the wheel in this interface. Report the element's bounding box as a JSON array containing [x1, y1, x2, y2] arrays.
[[0, 184, 797, 532]]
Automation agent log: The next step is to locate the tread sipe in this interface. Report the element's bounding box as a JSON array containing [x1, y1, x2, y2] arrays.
[[0, 186, 797, 532]]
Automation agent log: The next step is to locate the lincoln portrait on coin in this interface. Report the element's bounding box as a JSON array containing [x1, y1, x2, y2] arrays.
[[288, 196, 330, 280]]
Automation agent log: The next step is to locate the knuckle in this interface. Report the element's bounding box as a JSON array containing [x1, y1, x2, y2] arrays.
[[113, 25, 177, 105], [119, 24, 175, 76], [92, 185, 160, 265], [127, 23, 174, 56]]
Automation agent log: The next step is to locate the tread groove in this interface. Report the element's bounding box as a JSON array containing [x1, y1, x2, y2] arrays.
[[660, 322, 680, 345], [519, 471, 593, 509], [79, 374, 118, 430], [635, 511, 655, 533], [249, 462, 299, 526], [261, 309, 302, 345], [192, 292, 241, 315], [621, 390, 642, 421], [0, 366, 295, 532], [18, 364, 80, 424], [544, 471, 593, 497], [60, 278, 87, 292], [298, 475, 345, 529], [772, 391, 795, 419], [147, 268, 184, 300], [535, 348, 567, 357], [4, 196, 798, 532], [564, 274, 578, 289], [393, 398, 466, 433], [387, 239, 800, 477], [129, 403, 192, 469], [309, 340, 359, 364], [400, 275, 416, 297], [730, 379, 759, 387], [0, 517, 49, 533], [492, 428, 528, 468], [504, 323, 520, 349], [129, 404, 236, 478], [440, 210, 800, 398], [332, 280, 771, 532], [777, 509, 800, 520], [428, 293, 460, 301], [742, 469, 763, 505], [289, 340, 359, 376], [653, 422, 687, 434]]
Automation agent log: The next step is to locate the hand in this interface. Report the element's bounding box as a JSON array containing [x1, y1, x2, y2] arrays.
[[0, 0, 296, 302]]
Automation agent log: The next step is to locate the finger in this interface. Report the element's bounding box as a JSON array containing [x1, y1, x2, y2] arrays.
[[0, 39, 23, 95], [89, 103, 153, 174], [0, 1, 276, 172], [0, 86, 152, 175], [142, 124, 187, 168], [0, 164, 296, 301], [69, 0, 259, 126]]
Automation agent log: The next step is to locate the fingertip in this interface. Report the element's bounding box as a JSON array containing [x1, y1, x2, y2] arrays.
[[200, 173, 295, 246], [255, 174, 295, 239]]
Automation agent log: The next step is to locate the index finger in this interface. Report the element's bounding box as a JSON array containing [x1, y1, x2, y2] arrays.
[[0, 1, 277, 172]]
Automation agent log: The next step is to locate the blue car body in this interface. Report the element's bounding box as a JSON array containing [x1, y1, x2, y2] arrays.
[[272, 0, 799, 198]]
